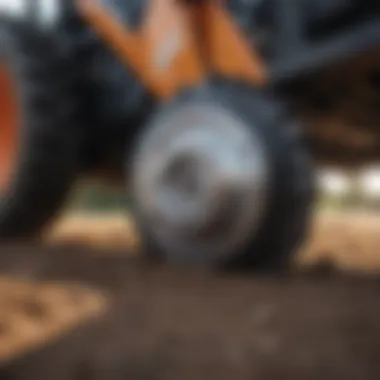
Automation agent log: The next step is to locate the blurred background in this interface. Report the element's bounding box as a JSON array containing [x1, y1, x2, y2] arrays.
[[45, 165, 380, 274], [0, 1, 379, 376]]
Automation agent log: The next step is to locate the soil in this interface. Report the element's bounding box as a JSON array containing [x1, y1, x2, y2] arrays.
[[0, 243, 379, 380], [0, 275, 108, 364], [45, 210, 380, 272]]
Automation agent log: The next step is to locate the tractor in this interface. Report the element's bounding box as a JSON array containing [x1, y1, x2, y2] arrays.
[[0, 0, 379, 270]]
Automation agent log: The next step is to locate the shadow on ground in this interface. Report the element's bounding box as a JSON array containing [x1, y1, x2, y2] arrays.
[[0, 245, 379, 380]]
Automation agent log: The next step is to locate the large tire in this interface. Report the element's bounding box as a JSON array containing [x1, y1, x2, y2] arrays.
[[0, 22, 81, 241], [130, 82, 315, 271]]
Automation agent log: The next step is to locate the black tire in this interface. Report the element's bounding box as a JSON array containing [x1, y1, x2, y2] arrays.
[[130, 81, 315, 272], [0, 22, 81, 241]]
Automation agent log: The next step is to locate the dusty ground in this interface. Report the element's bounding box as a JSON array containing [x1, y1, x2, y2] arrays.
[[45, 209, 380, 273], [0, 210, 379, 379], [302, 210, 380, 272], [0, 276, 108, 364]]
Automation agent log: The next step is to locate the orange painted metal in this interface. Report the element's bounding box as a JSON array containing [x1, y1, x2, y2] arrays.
[[77, 0, 268, 100], [77, 0, 205, 99], [198, 1, 267, 86], [0, 65, 19, 190], [143, 0, 206, 98]]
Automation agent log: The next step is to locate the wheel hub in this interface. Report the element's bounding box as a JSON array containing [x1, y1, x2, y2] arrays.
[[132, 102, 270, 262]]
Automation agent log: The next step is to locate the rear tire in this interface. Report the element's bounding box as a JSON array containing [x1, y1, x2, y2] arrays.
[[0, 23, 81, 241], [130, 82, 315, 271]]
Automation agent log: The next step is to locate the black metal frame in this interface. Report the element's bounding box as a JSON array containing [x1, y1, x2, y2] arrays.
[[261, 0, 380, 85], [244, 0, 380, 166]]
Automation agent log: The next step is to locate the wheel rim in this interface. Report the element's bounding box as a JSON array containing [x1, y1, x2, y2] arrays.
[[0, 64, 19, 192], [132, 102, 270, 263]]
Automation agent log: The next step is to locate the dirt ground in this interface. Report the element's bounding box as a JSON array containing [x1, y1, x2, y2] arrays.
[[0, 210, 379, 379], [46, 209, 380, 273]]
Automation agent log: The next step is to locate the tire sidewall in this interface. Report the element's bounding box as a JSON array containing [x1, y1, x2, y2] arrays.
[[130, 81, 315, 270]]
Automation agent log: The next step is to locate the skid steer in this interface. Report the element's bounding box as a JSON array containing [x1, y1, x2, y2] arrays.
[[0, 0, 379, 270]]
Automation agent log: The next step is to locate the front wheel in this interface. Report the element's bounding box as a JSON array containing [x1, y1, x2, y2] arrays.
[[0, 23, 81, 241], [129, 83, 315, 271]]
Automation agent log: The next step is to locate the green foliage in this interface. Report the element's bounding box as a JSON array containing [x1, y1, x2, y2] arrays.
[[318, 189, 380, 211], [66, 181, 379, 213], [67, 182, 130, 211]]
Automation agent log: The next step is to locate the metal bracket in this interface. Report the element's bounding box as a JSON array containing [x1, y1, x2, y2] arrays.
[[77, 0, 268, 100]]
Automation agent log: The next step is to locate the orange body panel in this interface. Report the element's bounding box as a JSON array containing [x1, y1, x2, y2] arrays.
[[77, 0, 267, 100], [0, 66, 19, 190], [143, 0, 206, 98], [199, 2, 267, 85]]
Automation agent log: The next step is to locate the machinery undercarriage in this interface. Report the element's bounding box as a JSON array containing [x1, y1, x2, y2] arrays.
[[0, 0, 378, 269]]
